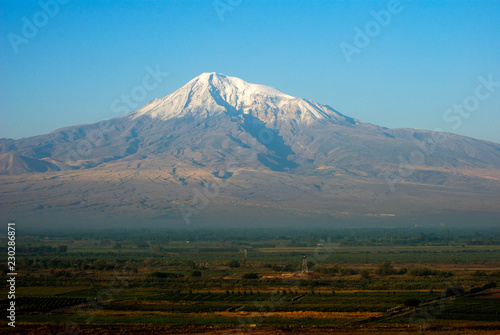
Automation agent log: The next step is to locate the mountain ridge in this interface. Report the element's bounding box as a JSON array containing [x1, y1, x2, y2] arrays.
[[1, 73, 499, 228]]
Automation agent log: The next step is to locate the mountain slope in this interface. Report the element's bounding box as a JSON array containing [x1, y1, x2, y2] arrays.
[[0, 153, 61, 175], [1, 73, 499, 228]]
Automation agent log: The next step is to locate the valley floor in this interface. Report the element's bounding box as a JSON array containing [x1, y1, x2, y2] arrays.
[[1, 228, 499, 334], [1, 323, 500, 335]]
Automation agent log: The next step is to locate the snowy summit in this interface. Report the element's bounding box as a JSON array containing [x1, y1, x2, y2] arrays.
[[130, 72, 355, 126]]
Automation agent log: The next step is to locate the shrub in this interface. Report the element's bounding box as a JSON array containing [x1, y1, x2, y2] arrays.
[[228, 260, 240, 268], [469, 286, 482, 294], [93, 260, 110, 271], [242, 272, 259, 279], [472, 270, 487, 277], [408, 266, 433, 276], [191, 270, 202, 277], [149, 271, 184, 279], [445, 286, 465, 297], [376, 262, 397, 276], [404, 298, 421, 307], [339, 267, 358, 276]]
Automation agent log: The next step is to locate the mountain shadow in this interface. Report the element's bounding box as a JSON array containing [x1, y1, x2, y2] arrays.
[[241, 113, 298, 172]]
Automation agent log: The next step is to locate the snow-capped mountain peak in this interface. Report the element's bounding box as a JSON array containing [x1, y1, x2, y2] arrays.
[[130, 73, 354, 126], [193, 72, 294, 99]]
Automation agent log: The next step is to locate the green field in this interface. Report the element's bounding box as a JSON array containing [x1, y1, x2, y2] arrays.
[[1, 227, 499, 334]]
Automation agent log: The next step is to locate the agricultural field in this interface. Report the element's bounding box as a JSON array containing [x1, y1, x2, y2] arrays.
[[1, 227, 499, 334]]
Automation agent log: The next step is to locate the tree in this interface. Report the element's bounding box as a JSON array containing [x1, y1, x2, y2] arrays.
[[93, 259, 108, 271], [404, 298, 421, 308], [242, 272, 258, 280], [376, 261, 397, 276], [228, 260, 240, 268], [445, 286, 465, 297], [191, 270, 202, 277], [408, 266, 433, 276], [360, 269, 370, 279]]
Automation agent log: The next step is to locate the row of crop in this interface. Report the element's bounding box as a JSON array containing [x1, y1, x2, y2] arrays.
[[4, 296, 88, 312]]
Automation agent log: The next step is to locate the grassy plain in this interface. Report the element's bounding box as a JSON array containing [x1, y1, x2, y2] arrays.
[[1, 227, 499, 334]]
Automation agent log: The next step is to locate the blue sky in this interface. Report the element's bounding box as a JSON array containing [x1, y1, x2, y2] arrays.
[[1, 0, 499, 143]]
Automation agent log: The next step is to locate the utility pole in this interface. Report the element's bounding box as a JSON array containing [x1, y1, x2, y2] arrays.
[[302, 256, 308, 274]]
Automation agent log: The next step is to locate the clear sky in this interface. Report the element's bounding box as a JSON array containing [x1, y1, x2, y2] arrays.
[[1, 0, 499, 143]]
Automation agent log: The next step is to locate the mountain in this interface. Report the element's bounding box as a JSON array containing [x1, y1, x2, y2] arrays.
[[1, 73, 500, 228], [0, 153, 60, 175]]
